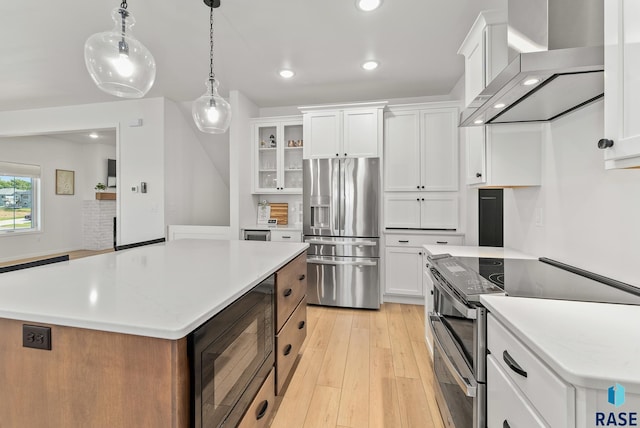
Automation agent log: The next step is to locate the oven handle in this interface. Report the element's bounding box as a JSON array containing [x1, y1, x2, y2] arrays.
[[307, 257, 377, 267], [430, 315, 477, 398], [430, 271, 477, 320]]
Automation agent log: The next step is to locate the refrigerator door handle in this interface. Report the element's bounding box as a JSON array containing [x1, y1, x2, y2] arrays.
[[331, 159, 341, 235], [306, 239, 378, 247], [307, 257, 377, 267]]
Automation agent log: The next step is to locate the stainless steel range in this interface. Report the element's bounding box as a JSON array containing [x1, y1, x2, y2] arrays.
[[427, 254, 640, 428]]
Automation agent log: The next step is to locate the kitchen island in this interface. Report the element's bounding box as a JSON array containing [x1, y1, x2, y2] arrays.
[[0, 239, 308, 427]]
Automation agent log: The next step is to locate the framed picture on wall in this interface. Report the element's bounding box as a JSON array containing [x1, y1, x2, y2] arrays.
[[55, 169, 75, 195]]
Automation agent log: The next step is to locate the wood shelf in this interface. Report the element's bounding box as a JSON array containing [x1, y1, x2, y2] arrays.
[[95, 192, 116, 200]]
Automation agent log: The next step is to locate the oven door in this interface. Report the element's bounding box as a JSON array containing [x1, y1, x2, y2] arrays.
[[430, 269, 487, 382], [189, 279, 274, 428], [431, 315, 486, 428]]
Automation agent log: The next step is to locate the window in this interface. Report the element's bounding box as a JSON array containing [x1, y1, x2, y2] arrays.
[[0, 161, 40, 233]]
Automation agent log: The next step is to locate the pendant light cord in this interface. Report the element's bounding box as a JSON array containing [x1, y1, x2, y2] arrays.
[[209, 5, 215, 82]]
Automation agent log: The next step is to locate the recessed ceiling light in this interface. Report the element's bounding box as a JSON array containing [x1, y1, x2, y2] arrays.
[[356, 0, 382, 11], [89, 132, 99, 139], [493, 103, 506, 109], [279, 69, 295, 79], [362, 60, 379, 71], [474, 119, 484, 124], [523, 78, 540, 86]]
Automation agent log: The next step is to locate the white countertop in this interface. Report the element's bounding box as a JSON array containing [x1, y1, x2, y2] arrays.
[[243, 224, 303, 231], [0, 240, 308, 340], [481, 295, 640, 392], [423, 245, 537, 259]]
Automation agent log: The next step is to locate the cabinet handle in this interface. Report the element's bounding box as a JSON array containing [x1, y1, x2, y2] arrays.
[[436, 241, 448, 244], [336, 153, 339, 157], [418, 252, 422, 255], [503, 421, 511, 428], [298, 320, 306, 329], [476, 172, 482, 178], [597, 138, 614, 149], [421, 185, 425, 189], [421, 198, 425, 201], [398, 240, 409, 243], [416, 185, 420, 189], [282, 235, 291, 239], [298, 274, 306, 281], [283, 344, 293, 356], [344, 153, 347, 156], [430, 290, 434, 295], [416, 198, 420, 201], [283, 288, 293, 297], [503, 350, 528, 378], [256, 400, 269, 420]]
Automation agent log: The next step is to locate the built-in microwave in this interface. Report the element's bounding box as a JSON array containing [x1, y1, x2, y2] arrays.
[[243, 229, 271, 241], [188, 276, 274, 428]]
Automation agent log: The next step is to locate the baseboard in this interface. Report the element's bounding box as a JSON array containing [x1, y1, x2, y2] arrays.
[[382, 294, 425, 305]]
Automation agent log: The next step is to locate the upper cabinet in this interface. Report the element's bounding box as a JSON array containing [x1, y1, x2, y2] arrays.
[[251, 116, 304, 194], [457, 10, 508, 109], [300, 102, 386, 159], [602, 0, 640, 169], [384, 104, 459, 191], [466, 124, 543, 187]]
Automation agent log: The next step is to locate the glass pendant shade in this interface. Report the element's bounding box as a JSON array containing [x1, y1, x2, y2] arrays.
[[84, 8, 156, 98], [192, 79, 232, 134]]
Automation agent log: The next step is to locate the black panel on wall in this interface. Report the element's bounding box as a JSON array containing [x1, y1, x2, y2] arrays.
[[479, 189, 504, 247], [107, 159, 116, 177]]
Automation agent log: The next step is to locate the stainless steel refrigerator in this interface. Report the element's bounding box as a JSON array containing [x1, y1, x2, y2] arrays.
[[303, 158, 380, 309]]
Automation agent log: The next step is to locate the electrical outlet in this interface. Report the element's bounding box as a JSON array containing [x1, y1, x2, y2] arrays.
[[23, 325, 51, 350]]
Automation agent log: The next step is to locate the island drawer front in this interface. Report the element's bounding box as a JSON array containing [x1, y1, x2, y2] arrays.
[[385, 233, 463, 247], [270, 230, 302, 242], [488, 315, 575, 428], [275, 297, 307, 395], [275, 253, 307, 331], [237, 368, 276, 428], [487, 355, 549, 428]]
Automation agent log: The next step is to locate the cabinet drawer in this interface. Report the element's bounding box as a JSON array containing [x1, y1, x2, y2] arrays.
[[275, 253, 307, 331], [275, 297, 307, 394], [237, 369, 276, 428], [385, 233, 463, 247], [487, 355, 549, 428], [488, 315, 575, 427], [270, 230, 302, 242]]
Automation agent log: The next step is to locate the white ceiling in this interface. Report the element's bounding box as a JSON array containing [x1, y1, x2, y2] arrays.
[[1, 0, 506, 112]]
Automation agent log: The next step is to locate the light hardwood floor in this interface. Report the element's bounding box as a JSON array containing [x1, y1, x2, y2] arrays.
[[271, 303, 445, 428]]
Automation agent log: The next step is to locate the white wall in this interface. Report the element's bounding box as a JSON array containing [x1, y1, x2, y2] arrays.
[[0, 98, 165, 246], [503, 102, 640, 286], [0, 135, 114, 261], [164, 99, 230, 226]]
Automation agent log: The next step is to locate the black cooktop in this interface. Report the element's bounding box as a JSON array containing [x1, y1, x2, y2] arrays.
[[452, 256, 640, 305], [429, 254, 640, 305]]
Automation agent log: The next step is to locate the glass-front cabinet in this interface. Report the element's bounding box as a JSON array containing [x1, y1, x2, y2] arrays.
[[251, 116, 303, 194]]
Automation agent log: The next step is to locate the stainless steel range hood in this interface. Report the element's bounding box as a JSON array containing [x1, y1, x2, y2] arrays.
[[460, 0, 604, 127]]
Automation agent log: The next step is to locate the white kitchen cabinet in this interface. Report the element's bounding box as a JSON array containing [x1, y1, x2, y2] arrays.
[[384, 104, 459, 192], [270, 229, 302, 242], [466, 123, 544, 187], [384, 193, 458, 230], [602, 0, 640, 169], [384, 246, 424, 297], [300, 102, 386, 159], [251, 116, 303, 194], [384, 233, 464, 304], [457, 9, 508, 108], [487, 314, 576, 427]]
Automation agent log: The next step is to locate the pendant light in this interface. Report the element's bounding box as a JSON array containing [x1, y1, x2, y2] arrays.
[[192, 0, 232, 134], [84, 1, 156, 98]]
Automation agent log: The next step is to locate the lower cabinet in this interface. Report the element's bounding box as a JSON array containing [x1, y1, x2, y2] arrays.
[[270, 230, 302, 242], [274, 252, 307, 395], [384, 233, 464, 300], [487, 314, 575, 427], [238, 369, 276, 428]]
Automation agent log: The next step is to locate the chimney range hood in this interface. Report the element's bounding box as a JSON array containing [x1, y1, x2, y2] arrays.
[[459, 0, 604, 127]]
